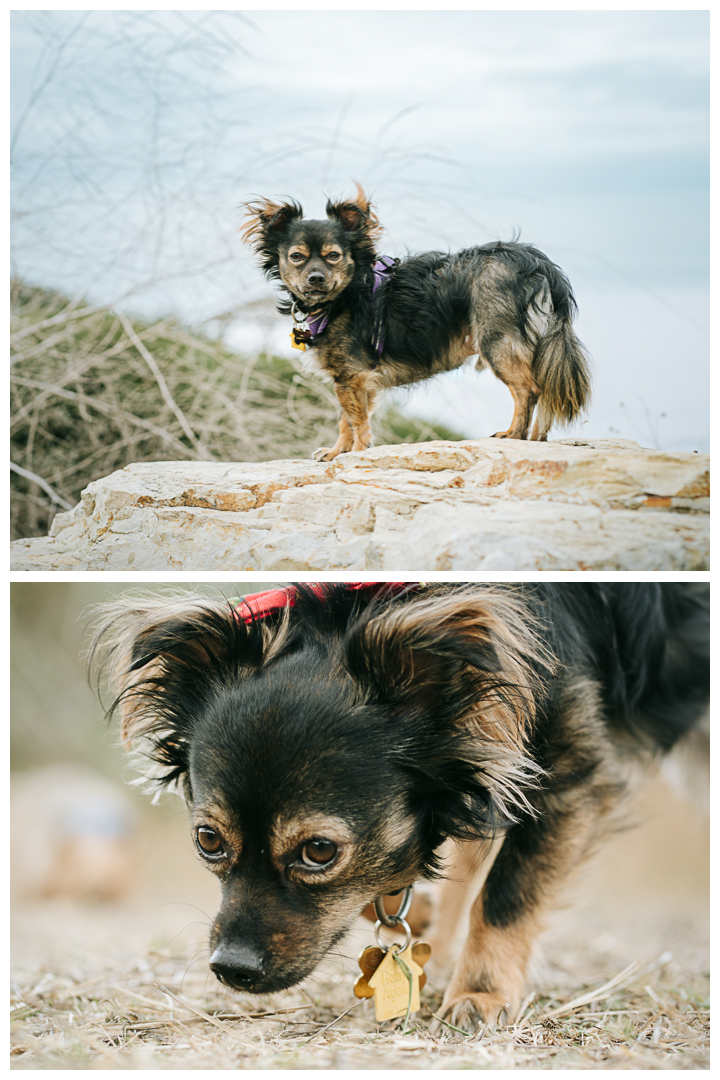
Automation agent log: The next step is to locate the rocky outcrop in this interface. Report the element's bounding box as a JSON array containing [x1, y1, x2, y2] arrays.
[[10, 438, 709, 571]]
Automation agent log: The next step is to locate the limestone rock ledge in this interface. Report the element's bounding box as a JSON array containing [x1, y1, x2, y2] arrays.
[[10, 438, 709, 571]]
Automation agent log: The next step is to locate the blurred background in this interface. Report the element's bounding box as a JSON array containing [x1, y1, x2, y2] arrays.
[[11, 581, 709, 993], [11, 581, 275, 981], [10, 10, 709, 539]]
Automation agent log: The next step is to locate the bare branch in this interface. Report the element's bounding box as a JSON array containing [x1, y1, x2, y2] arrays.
[[10, 461, 74, 510], [116, 310, 210, 458]]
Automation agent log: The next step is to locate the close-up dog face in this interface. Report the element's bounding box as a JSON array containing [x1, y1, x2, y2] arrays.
[[275, 219, 356, 307], [184, 660, 432, 994], [241, 184, 382, 308], [91, 584, 545, 998]]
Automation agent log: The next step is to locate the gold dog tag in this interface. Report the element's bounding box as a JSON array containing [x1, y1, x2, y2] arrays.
[[290, 328, 307, 351], [291, 327, 314, 351], [368, 945, 424, 1022], [353, 945, 384, 999], [354, 941, 431, 998]]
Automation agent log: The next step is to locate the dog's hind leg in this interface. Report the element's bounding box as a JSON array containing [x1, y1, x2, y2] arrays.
[[494, 381, 539, 440], [480, 337, 540, 440], [530, 401, 552, 441]]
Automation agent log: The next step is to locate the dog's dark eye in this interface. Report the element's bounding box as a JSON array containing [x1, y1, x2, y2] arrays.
[[196, 825, 225, 859], [301, 838, 338, 867], [324, 251, 341, 262], [289, 252, 306, 263]]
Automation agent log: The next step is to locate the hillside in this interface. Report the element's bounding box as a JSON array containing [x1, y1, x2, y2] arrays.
[[10, 281, 458, 539]]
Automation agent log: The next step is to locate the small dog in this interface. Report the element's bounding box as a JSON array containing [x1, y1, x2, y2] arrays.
[[241, 185, 591, 460], [91, 582, 707, 1031]]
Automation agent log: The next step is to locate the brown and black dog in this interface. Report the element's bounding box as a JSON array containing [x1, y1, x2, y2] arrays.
[[241, 185, 591, 460], [91, 582, 707, 1031]]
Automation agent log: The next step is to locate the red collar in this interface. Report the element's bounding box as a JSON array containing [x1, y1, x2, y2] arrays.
[[234, 582, 421, 623]]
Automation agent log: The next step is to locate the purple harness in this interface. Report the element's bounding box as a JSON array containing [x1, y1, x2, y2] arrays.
[[305, 256, 397, 358]]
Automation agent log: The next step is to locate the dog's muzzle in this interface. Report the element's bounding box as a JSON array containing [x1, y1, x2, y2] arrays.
[[301, 275, 333, 302], [209, 942, 265, 992]]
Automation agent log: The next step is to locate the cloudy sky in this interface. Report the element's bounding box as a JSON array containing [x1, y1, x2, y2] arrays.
[[11, 8, 709, 451]]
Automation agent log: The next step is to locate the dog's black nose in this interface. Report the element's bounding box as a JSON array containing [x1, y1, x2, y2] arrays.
[[209, 944, 265, 991], [307, 271, 326, 286]]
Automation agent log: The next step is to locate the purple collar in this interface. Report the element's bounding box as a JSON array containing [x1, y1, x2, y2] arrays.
[[303, 257, 397, 355], [307, 309, 329, 337]]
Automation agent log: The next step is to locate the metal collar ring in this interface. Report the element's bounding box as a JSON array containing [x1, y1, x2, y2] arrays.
[[374, 884, 413, 927], [374, 915, 412, 953]]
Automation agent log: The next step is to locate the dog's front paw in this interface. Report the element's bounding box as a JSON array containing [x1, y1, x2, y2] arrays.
[[312, 446, 342, 462], [439, 991, 513, 1034]]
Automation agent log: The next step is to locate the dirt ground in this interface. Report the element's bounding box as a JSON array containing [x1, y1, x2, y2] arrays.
[[10, 774, 709, 1070]]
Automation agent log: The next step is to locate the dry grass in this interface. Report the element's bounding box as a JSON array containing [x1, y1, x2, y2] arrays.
[[10, 778, 709, 1070], [10, 934, 709, 1070], [10, 280, 459, 539]]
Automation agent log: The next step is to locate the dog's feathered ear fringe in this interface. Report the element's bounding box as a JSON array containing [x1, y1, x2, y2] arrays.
[[240, 197, 304, 271], [344, 588, 555, 843], [87, 595, 291, 802], [326, 182, 383, 246]]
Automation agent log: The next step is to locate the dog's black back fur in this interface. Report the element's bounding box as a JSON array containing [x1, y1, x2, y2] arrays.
[[367, 244, 577, 373], [528, 583, 709, 750]]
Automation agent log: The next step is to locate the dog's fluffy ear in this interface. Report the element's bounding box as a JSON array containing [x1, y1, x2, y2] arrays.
[[240, 197, 303, 253], [326, 182, 383, 242], [345, 589, 553, 833], [88, 597, 289, 801]]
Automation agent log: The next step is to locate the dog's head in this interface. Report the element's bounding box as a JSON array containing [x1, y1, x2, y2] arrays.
[[241, 184, 382, 310], [91, 585, 547, 995]]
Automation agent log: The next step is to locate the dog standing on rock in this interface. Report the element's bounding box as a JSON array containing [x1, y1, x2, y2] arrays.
[[242, 185, 591, 460]]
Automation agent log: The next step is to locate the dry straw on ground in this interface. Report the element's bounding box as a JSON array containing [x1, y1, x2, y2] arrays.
[[10, 935, 709, 1070], [10, 281, 457, 540]]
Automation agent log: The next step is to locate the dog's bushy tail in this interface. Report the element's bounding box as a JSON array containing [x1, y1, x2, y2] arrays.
[[531, 264, 592, 439]]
